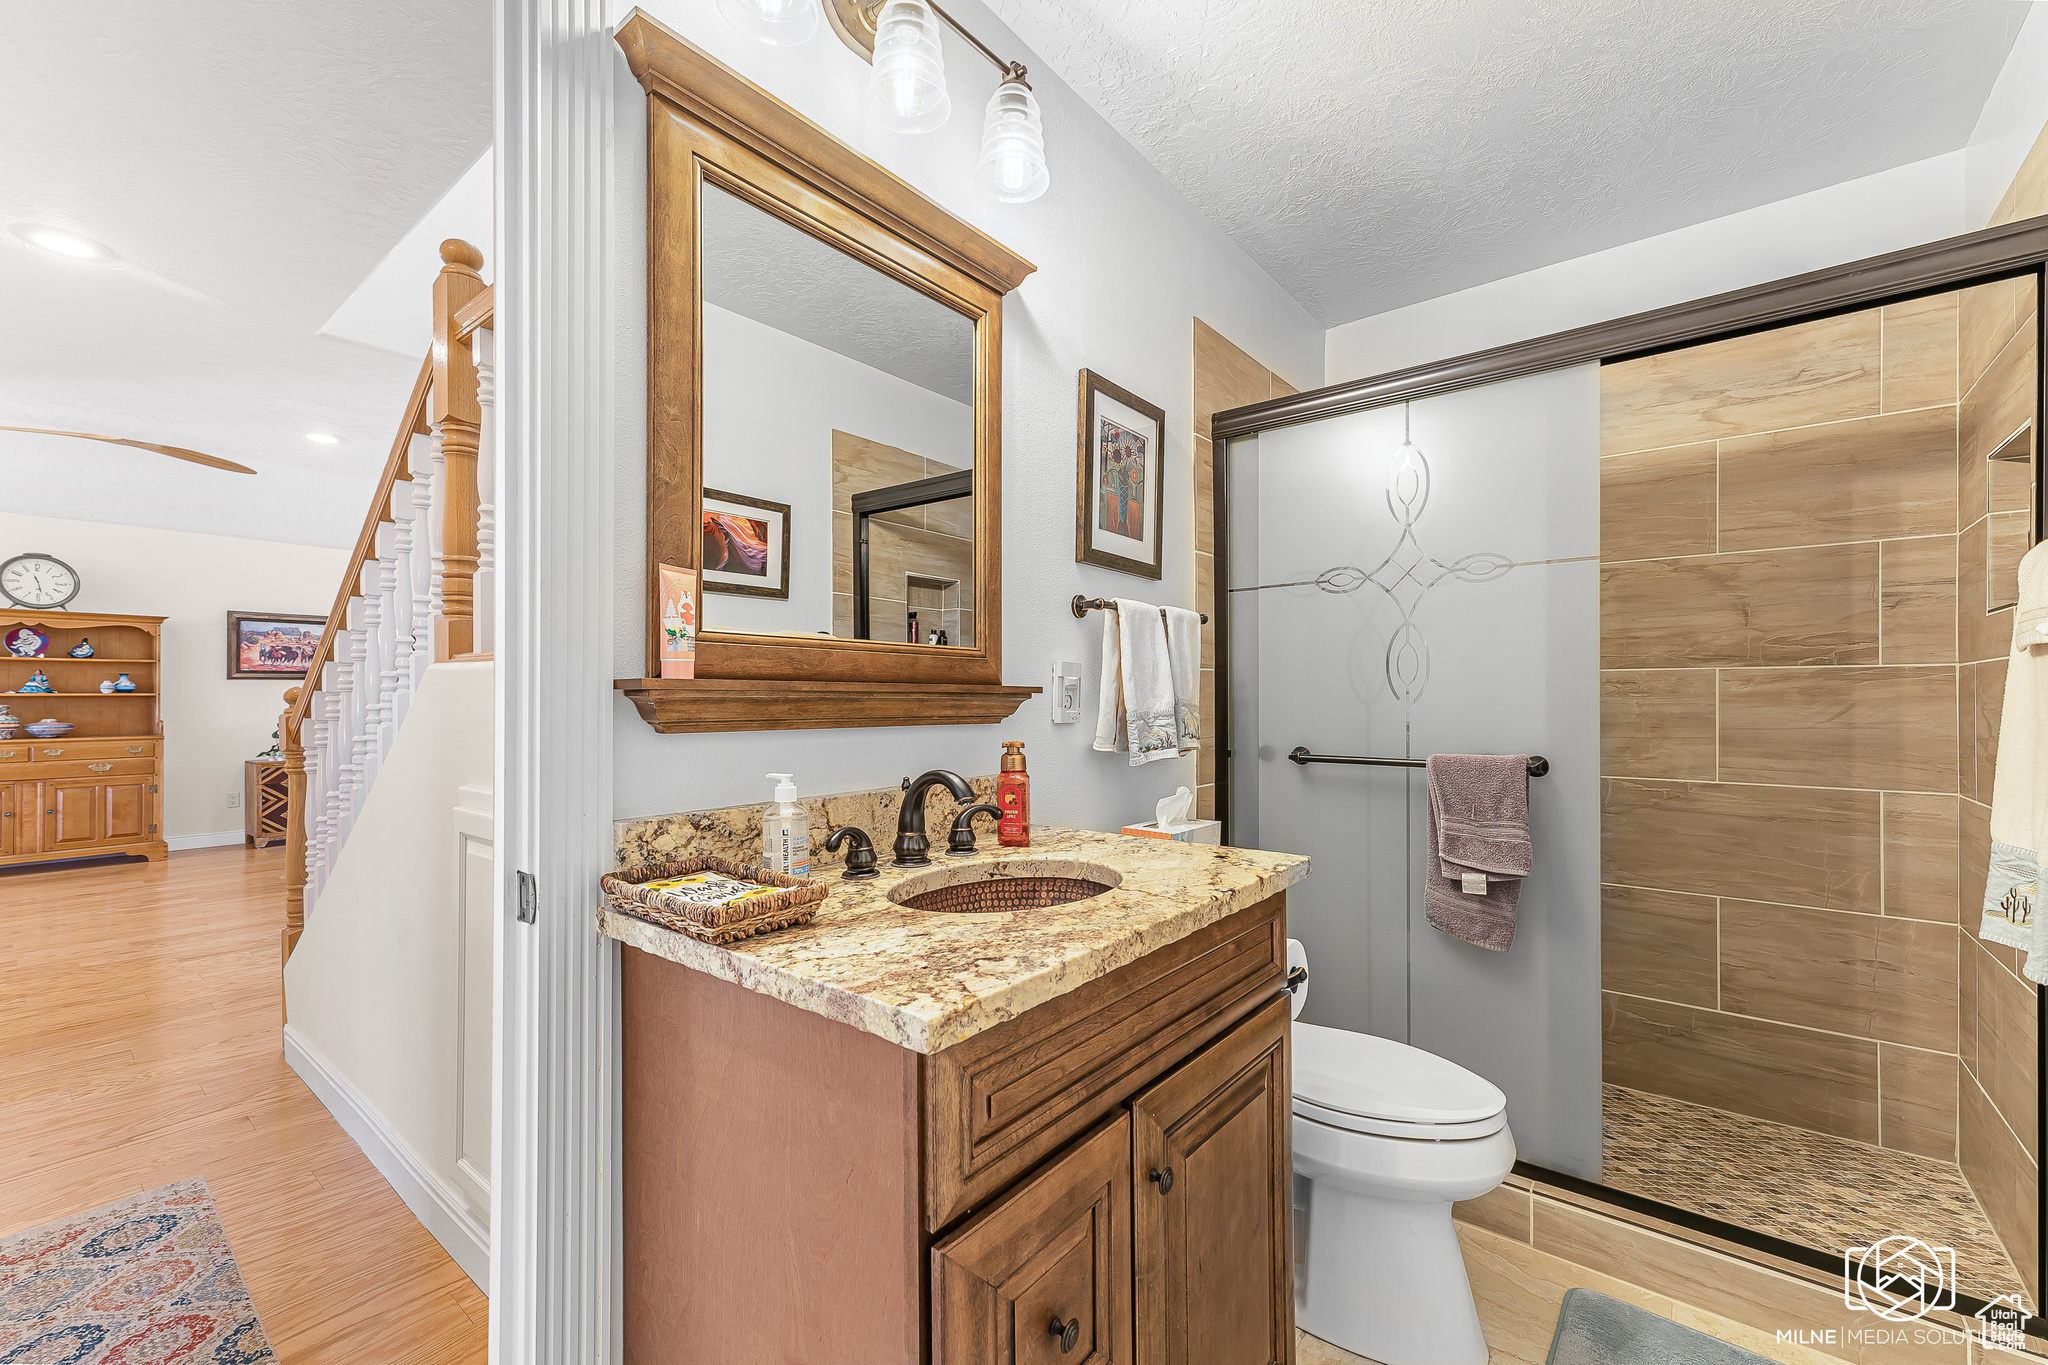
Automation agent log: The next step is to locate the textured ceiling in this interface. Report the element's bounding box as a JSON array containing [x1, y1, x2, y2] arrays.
[[0, 0, 490, 546], [982, 0, 2029, 325], [702, 185, 975, 404]]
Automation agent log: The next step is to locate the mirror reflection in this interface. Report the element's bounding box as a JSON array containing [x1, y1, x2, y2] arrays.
[[699, 182, 977, 645]]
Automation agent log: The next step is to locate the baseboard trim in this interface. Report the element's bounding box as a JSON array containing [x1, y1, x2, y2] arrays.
[[167, 830, 245, 851], [282, 1024, 490, 1292]]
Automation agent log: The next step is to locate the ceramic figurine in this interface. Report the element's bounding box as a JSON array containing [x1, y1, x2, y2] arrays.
[[18, 669, 52, 694], [0, 704, 18, 740], [99, 680, 115, 694], [113, 672, 136, 692], [4, 626, 49, 658], [68, 637, 93, 658]]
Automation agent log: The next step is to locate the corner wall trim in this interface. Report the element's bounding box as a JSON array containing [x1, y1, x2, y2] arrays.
[[282, 1024, 490, 1293], [167, 831, 247, 852]]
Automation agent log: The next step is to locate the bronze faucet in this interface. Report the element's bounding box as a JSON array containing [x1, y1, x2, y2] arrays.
[[895, 769, 973, 866]]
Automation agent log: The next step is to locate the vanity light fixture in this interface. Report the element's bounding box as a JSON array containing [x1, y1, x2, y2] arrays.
[[717, 0, 820, 47], [9, 224, 116, 263], [977, 74, 1048, 203], [867, 0, 951, 132]]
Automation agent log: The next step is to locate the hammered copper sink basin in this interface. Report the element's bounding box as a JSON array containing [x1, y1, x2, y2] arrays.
[[888, 859, 1124, 913]]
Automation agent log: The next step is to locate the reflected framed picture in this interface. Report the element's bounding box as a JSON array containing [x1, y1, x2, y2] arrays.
[[226, 611, 324, 680], [1075, 369, 1166, 580], [701, 487, 791, 599]]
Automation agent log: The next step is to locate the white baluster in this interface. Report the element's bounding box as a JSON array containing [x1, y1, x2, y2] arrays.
[[342, 596, 373, 835], [426, 412, 448, 632], [354, 568, 387, 792], [373, 523, 402, 765], [473, 328, 497, 655], [408, 432, 438, 689], [387, 472, 419, 728]]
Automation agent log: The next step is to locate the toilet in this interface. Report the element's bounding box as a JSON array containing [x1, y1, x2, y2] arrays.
[[1287, 940, 1515, 1365]]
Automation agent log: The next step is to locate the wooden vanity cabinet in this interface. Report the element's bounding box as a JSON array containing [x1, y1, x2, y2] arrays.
[[621, 891, 1294, 1365]]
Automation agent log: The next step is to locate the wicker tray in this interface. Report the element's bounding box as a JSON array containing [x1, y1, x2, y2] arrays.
[[601, 856, 828, 944]]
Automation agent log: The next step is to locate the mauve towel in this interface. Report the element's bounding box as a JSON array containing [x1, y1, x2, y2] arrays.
[[1424, 753, 1533, 952]]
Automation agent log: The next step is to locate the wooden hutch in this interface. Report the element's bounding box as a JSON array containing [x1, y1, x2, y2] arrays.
[[0, 611, 166, 866]]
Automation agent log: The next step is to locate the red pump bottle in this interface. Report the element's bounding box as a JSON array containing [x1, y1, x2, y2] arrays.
[[996, 741, 1030, 847]]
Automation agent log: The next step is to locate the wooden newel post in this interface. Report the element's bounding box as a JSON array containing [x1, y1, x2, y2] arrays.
[[281, 686, 307, 964], [433, 238, 486, 660]]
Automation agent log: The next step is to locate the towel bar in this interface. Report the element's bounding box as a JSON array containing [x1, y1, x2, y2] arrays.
[[1288, 746, 1549, 777], [1071, 594, 1207, 624]]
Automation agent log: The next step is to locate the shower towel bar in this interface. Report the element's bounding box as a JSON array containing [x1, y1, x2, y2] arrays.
[[1288, 746, 1550, 777], [1071, 594, 1207, 624]]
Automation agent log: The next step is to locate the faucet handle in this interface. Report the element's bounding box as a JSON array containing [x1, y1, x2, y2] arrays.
[[823, 826, 880, 880], [946, 804, 1004, 856]]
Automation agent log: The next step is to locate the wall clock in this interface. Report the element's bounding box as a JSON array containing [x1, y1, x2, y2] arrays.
[[0, 553, 81, 610]]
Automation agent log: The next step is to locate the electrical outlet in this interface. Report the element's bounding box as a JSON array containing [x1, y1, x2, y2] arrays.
[[1051, 660, 1082, 724], [225, 792, 240, 808]]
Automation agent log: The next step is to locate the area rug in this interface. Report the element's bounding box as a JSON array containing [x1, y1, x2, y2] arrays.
[[0, 1176, 275, 1363], [1546, 1288, 1774, 1365]]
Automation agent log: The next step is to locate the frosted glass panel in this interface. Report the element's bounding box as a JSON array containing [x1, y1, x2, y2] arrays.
[[1230, 366, 1602, 1176]]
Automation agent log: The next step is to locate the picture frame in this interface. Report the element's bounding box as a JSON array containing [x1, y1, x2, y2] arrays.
[[226, 612, 324, 680], [700, 487, 792, 599], [1075, 369, 1166, 580]]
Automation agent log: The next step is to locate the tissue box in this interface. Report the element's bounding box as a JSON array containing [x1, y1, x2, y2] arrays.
[[1121, 819, 1222, 845]]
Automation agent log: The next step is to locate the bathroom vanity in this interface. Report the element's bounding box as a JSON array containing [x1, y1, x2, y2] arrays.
[[601, 828, 1310, 1364]]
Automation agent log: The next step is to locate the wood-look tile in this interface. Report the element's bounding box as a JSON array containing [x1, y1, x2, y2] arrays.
[[1718, 407, 1957, 552], [1600, 670, 1716, 780], [1602, 992, 1880, 1141], [831, 429, 931, 513], [1988, 510, 2030, 613], [1193, 318, 1272, 437], [1600, 545, 1880, 669], [1880, 792, 1959, 922], [1882, 292, 1957, 412], [1976, 950, 2039, 1152], [866, 519, 974, 599], [1959, 1073, 2040, 1308], [1716, 666, 1956, 792], [1957, 661, 1978, 802], [1603, 884, 1717, 1007], [1600, 442, 1716, 560], [1878, 1043, 1956, 1160], [1195, 783, 1214, 821], [1989, 446, 2034, 518], [1600, 311, 1882, 456], [1719, 900, 1956, 1051], [1959, 315, 2036, 467], [1195, 669, 1215, 787], [1270, 374, 1298, 400], [1961, 797, 1994, 943], [1195, 552, 1215, 668], [1976, 654, 2007, 805], [1958, 516, 2021, 665], [1194, 435, 1214, 556], [1602, 779, 1881, 912], [1878, 535, 1956, 664], [1452, 1181, 1530, 1243], [1959, 278, 2020, 395], [1959, 932, 1979, 1078], [1453, 1224, 1679, 1365]]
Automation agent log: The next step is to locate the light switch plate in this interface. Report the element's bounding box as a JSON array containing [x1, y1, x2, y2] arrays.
[[1051, 660, 1082, 724]]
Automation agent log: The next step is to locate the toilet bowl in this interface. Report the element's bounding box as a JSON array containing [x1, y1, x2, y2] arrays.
[[1288, 940, 1515, 1365]]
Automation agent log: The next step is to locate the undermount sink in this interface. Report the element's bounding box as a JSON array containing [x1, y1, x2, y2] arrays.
[[890, 859, 1123, 914]]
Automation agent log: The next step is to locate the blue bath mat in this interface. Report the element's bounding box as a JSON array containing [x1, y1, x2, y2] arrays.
[[1546, 1288, 1775, 1365]]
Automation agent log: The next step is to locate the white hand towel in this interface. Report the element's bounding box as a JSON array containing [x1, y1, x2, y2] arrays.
[[1091, 598, 1180, 765], [1165, 606, 1202, 756], [1981, 540, 2048, 981]]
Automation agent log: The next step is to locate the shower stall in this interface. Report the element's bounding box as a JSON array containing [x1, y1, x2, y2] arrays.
[[1219, 238, 2047, 1321]]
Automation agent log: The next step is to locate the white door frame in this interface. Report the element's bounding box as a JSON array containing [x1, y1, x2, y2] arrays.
[[492, 0, 620, 1358]]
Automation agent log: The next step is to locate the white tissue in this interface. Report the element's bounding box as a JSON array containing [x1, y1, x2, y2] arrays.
[[1156, 785, 1195, 829]]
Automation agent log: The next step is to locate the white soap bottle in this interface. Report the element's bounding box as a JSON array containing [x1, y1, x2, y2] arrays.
[[761, 773, 811, 878]]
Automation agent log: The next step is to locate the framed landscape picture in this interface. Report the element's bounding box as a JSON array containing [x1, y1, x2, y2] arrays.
[[226, 612, 324, 680], [1075, 369, 1166, 579], [701, 487, 791, 599]]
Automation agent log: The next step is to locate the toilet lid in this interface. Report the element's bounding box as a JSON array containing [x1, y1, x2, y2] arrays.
[[1292, 1022, 1507, 1131]]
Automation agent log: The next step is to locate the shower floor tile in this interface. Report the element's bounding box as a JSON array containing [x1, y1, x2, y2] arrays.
[[1602, 1084, 2027, 1304]]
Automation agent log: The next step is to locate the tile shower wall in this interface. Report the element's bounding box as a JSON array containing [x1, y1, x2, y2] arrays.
[[1599, 284, 2040, 1301], [829, 430, 975, 646]]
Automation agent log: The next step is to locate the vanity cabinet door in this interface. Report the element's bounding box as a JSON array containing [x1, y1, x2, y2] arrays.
[[0, 782, 17, 856], [1130, 993, 1292, 1365], [932, 1113, 1133, 1365]]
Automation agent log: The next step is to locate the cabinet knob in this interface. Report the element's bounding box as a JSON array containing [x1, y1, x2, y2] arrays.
[[1150, 1166, 1174, 1194], [89, 763, 112, 773], [126, 745, 145, 754], [41, 748, 61, 756], [1048, 1315, 1080, 1354]]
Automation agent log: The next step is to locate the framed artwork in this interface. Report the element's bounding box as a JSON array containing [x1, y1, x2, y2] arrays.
[[226, 612, 324, 680], [1075, 369, 1166, 579], [701, 488, 791, 599]]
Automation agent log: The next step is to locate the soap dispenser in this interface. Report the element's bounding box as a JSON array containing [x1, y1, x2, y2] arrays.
[[761, 773, 811, 878], [996, 741, 1030, 847]]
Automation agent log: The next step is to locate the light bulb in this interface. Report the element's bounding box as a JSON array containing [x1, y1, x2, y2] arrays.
[[977, 76, 1048, 202], [717, 0, 818, 46], [866, 0, 950, 133]]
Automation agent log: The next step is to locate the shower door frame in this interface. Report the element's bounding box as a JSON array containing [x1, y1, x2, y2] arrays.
[[1213, 213, 2048, 1332]]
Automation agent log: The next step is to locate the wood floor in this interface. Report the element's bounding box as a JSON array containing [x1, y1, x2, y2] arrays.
[[0, 845, 488, 1363]]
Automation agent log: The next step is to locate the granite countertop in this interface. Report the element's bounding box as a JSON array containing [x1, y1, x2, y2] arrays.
[[596, 827, 1310, 1055]]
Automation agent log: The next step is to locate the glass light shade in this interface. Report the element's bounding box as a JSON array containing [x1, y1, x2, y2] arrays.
[[977, 78, 1049, 202], [717, 0, 818, 46], [866, 0, 950, 133]]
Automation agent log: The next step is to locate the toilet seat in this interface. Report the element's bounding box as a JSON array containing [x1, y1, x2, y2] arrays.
[[1292, 1022, 1508, 1140]]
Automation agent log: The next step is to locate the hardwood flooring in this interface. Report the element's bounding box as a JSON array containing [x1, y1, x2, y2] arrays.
[[0, 845, 488, 1363]]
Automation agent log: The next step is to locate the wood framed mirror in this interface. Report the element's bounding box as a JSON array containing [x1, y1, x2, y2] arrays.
[[614, 11, 1041, 732]]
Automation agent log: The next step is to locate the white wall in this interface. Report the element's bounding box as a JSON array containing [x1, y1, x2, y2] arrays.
[[1964, 4, 2048, 229], [609, 1, 1322, 827], [284, 660, 495, 1288], [0, 511, 343, 845], [1325, 152, 1968, 384], [700, 301, 970, 636]]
